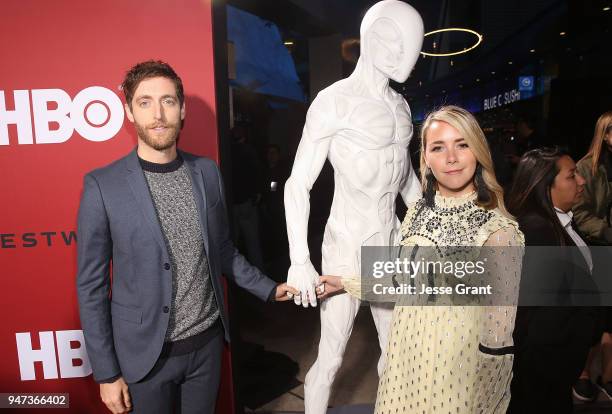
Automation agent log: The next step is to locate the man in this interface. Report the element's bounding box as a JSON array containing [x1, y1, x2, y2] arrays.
[[283, 1, 424, 413], [508, 114, 547, 165], [77, 60, 296, 414]]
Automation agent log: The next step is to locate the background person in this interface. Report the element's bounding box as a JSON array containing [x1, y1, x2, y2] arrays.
[[261, 144, 290, 269], [230, 125, 265, 271], [507, 113, 547, 167], [506, 147, 602, 413], [574, 111, 612, 244], [572, 111, 612, 401]]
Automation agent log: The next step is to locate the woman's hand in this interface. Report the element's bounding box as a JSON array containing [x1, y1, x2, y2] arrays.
[[316, 275, 345, 300]]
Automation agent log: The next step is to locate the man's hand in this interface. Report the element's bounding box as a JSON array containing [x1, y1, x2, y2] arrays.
[[287, 261, 321, 307], [274, 283, 301, 301], [316, 275, 345, 300], [100, 377, 131, 413]]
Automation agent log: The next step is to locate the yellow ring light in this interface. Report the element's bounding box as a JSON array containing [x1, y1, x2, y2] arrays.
[[420, 28, 483, 57]]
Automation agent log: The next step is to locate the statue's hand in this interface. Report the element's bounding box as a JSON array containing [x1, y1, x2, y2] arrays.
[[286, 261, 320, 308]]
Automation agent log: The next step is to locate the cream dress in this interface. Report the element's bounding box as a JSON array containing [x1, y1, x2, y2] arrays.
[[344, 192, 524, 414]]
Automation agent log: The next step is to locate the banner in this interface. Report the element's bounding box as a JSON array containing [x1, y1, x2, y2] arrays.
[[0, 1, 232, 412]]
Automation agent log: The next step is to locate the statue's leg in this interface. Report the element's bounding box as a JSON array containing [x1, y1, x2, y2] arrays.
[[304, 292, 360, 414], [370, 302, 394, 377]]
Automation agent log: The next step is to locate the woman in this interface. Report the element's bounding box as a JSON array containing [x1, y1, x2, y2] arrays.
[[506, 148, 602, 413], [321, 105, 524, 413], [572, 111, 612, 401], [574, 111, 612, 245]]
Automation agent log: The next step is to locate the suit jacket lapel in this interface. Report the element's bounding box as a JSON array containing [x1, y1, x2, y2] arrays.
[[182, 151, 210, 256], [124, 149, 167, 253]]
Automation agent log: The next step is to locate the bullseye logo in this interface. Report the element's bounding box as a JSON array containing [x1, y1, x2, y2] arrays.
[[0, 86, 124, 145], [518, 76, 535, 92]]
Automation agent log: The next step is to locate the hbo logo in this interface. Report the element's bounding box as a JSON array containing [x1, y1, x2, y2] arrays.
[[0, 87, 124, 145]]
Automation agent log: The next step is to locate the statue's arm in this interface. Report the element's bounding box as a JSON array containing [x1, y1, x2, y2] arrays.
[[284, 93, 336, 307]]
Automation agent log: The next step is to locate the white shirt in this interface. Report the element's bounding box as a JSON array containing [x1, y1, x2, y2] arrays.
[[555, 207, 593, 273]]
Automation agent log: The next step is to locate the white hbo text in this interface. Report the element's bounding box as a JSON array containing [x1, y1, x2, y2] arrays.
[[0, 87, 124, 145]]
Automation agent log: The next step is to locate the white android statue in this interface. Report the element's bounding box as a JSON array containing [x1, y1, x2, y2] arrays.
[[284, 1, 424, 412]]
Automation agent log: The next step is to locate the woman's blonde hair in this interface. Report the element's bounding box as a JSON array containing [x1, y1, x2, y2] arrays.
[[420, 105, 512, 218], [581, 110, 612, 176]]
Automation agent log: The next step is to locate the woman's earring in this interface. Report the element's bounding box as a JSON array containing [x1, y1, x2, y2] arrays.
[[475, 164, 491, 203], [424, 169, 436, 208]]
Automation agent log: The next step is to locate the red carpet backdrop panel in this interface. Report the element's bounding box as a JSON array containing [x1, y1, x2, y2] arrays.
[[0, 1, 232, 412]]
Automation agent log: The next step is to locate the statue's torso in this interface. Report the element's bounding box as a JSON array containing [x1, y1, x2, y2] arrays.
[[323, 87, 413, 252]]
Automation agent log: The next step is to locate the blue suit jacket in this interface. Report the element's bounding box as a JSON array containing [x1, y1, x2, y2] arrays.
[[76, 149, 276, 383]]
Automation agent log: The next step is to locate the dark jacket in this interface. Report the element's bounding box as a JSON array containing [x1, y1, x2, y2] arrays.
[[513, 213, 601, 350], [509, 212, 602, 413], [76, 149, 277, 383]]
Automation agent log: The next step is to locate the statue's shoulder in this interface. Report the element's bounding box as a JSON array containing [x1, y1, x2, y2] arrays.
[[304, 85, 347, 142], [306, 79, 357, 125], [314, 79, 355, 102]]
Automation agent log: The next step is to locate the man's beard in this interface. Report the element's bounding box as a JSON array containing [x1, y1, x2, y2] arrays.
[[135, 120, 180, 151]]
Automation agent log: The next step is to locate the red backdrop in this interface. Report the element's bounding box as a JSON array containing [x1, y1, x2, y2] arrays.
[[0, 1, 234, 412]]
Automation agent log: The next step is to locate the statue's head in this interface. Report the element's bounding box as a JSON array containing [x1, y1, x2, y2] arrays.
[[360, 0, 424, 83]]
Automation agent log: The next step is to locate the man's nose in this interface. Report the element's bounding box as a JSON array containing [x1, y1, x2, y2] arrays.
[[153, 102, 164, 120]]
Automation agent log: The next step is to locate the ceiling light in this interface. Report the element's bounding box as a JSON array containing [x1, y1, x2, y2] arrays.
[[476, 78, 480, 82], [530, 49, 535, 53], [491, 71, 496, 75], [604, 6, 611, 11], [421, 28, 483, 57], [284, 41, 294, 46], [560, 32, 566, 36], [508, 61, 513, 65]]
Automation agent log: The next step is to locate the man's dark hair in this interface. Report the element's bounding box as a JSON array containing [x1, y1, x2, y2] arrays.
[[121, 60, 184, 108]]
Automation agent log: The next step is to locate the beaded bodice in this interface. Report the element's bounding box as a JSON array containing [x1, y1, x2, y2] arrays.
[[400, 191, 511, 249]]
